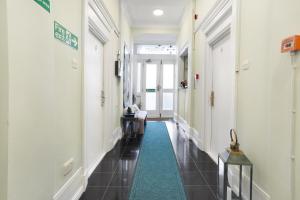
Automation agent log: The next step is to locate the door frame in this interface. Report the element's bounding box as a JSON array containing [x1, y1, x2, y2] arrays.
[[82, 0, 111, 188], [198, 0, 240, 159], [142, 58, 161, 117], [135, 54, 176, 118]]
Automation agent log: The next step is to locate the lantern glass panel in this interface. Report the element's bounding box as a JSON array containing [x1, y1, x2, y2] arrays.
[[218, 151, 253, 200]]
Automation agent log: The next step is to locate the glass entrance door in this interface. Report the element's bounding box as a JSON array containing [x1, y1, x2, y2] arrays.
[[144, 61, 160, 117], [142, 59, 175, 118], [160, 61, 175, 117]]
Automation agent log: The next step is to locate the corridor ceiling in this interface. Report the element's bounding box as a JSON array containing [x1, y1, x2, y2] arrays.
[[124, 0, 191, 28]]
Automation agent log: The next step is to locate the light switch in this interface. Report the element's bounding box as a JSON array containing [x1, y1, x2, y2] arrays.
[[240, 59, 250, 70], [72, 58, 79, 69]]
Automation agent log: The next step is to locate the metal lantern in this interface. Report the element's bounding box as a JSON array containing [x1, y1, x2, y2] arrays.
[[217, 129, 253, 200]]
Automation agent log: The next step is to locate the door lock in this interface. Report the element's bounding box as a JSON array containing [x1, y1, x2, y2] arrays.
[[101, 90, 105, 107], [210, 91, 215, 107]]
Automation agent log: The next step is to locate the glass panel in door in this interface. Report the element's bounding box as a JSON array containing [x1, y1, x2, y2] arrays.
[[161, 62, 175, 116], [145, 63, 158, 113]]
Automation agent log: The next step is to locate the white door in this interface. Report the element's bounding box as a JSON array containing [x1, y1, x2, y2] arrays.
[[210, 33, 235, 159], [160, 60, 175, 117], [85, 31, 104, 174], [144, 60, 160, 117], [142, 59, 175, 118]]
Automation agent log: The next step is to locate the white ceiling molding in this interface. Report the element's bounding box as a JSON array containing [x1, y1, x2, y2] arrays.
[[89, 0, 120, 37], [88, 17, 109, 44], [194, 0, 231, 33], [88, 2, 110, 44]]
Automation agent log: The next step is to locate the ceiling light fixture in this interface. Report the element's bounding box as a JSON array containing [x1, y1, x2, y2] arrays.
[[153, 9, 164, 16]]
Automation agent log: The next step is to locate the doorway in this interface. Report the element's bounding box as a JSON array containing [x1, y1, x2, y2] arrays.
[[137, 58, 175, 118], [84, 30, 105, 176], [201, 0, 238, 161], [209, 32, 235, 159]]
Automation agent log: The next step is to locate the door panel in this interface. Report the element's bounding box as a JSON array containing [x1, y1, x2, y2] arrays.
[[145, 62, 159, 117], [85, 31, 104, 172], [161, 62, 175, 117], [210, 33, 235, 159]]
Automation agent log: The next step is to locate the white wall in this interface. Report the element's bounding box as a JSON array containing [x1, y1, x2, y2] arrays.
[[5, 0, 82, 199], [176, 1, 194, 125], [0, 0, 8, 199], [1, 0, 130, 199], [120, 2, 134, 109], [181, 0, 300, 199], [295, 54, 300, 200]]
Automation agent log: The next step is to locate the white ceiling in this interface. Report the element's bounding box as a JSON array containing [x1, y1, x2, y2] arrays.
[[124, 0, 190, 28]]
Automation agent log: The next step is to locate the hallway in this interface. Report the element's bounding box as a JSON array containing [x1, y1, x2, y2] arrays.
[[1, 0, 300, 200], [80, 121, 217, 200]]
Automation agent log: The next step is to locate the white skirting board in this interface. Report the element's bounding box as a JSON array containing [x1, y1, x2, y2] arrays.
[[86, 127, 122, 178], [53, 127, 122, 200], [53, 168, 84, 200], [173, 113, 270, 200], [173, 113, 204, 151]]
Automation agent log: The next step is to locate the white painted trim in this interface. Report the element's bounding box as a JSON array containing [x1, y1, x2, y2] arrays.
[[194, 0, 231, 33], [88, 1, 111, 44], [53, 168, 84, 200], [82, 0, 121, 191], [200, 0, 238, 154], [173, 113, 204, 151], [54, 126, 122, 200], [84, 127, 122, 178], [90, 0, 120, 37], [109, 127, 123, 151], [228, 166, 271, 200], [179, 42, 189, 57], [190, 128, 204, 151], [174, 114, 270, 200], [86, 154, 105, 178]]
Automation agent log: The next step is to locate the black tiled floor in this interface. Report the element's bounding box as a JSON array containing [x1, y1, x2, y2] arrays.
[[80, 121, 218, 200], [102, 187, 129, 200], [182, 172, 207, 186], [185, 186, 217, 200]]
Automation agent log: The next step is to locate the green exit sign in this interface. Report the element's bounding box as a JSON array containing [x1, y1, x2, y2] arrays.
[[54, 21, 78, 50], [34, 0, 50, 13]]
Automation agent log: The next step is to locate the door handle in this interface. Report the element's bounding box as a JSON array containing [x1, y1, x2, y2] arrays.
[[157, 85, 162, 91], [210, 91, 215, 107]]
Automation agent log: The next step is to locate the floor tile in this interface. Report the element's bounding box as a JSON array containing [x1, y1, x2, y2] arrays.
[[88, 173, 114, 187], [210, 185, 218, 196], [196, 162, 218, 171], [179, 161, 199, 172], [116, 160, 137, 175], [182, 172, 207, 186], [109, 173, 133, 187], [185, 186, 217, 200], [80, 121, 220, 200], [94, 161, 119, 173], [202, 171, 218, 186], [102, 187, 129, 200], [79, 187, 106, 200]]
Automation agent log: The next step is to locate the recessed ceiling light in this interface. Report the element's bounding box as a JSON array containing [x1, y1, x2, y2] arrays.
[[153, 9, 164, 16]]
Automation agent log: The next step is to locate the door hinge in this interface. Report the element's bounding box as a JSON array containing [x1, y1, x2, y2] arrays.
[[210, 91, 215, 107]]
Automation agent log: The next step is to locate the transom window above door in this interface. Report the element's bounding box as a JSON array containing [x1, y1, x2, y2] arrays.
[[136, 45, 177, 55]]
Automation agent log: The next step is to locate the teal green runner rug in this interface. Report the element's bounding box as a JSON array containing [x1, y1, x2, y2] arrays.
[[129, 122, 187, 200]]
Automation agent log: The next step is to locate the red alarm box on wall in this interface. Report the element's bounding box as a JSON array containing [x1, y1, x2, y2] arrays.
[[281, 35, 300, 53]]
